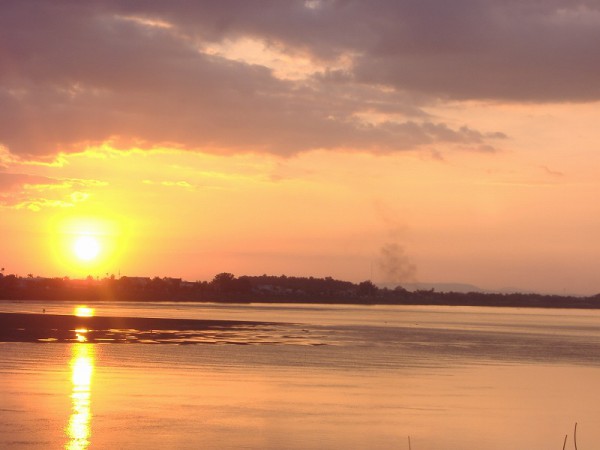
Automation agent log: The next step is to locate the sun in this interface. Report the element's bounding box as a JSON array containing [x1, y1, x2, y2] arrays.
[[73, 235, 101, 261], [51, 215, 128, 276]]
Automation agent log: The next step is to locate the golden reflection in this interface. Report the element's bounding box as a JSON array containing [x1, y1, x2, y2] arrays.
[[66, 344, 94, 450], [74, 306, 94, 317], [75, 329, 88, 343]]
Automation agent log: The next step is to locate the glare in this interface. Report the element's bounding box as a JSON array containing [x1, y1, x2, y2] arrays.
[[51, 215, 127, 276], [73, 235, 101, 261], [74, 306, 94, 317]]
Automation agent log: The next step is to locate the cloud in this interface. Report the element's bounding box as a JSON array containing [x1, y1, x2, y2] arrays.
[[540, 165, 565, 177], [352, 2, 600, 102], [143, 179, 195, 190], [13, 199, 76, 212], [108, 0, 600, 102], [0, 173, 102, 210], [0, 173, 52, 192], [0, 0, 514, 159]]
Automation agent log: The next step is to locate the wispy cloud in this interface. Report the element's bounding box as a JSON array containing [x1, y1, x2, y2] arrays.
[[0, 173, 105, 211], [143, 179, 195, 190], [540, 165, 565, 177]]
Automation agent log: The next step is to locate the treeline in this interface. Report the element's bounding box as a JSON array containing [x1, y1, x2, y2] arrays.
[[1, 272, 600, 309]]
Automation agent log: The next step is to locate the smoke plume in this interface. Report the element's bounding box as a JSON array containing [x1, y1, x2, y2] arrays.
[[377, 242, 417, 285], [374, 201, 417, 285]]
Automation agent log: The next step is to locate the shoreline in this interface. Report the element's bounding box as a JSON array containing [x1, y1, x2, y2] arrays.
[[2, 296, 600, 310]]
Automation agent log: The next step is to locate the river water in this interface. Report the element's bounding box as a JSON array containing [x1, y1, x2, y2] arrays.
[[0, 301, 599, 449]]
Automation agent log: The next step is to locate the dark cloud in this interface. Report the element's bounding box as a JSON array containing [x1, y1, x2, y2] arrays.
[[107, 0, 600, 101], [7, 1, 593, 158], [353, 5, 600, 102]]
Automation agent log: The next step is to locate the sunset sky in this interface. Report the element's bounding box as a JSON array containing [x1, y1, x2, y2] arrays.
[[1, 1, 600, 294]]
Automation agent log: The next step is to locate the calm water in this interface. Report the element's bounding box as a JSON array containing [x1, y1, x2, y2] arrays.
[[1, 301, 599, 449]]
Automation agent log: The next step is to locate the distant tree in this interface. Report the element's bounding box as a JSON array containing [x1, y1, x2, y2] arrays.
[[150, 276, 166, 290], [211, 272, 236, 293], [3, 274, 18, 289], [235, 276, 253, 294], [357, 280, 378, 297], [117, 276, 134, 291]]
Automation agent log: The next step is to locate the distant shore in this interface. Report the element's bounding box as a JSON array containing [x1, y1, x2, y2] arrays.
[[1, 272, 599, 310]]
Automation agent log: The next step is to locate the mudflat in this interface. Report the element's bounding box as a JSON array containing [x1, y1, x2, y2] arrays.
[[0, 312, 280, 344]]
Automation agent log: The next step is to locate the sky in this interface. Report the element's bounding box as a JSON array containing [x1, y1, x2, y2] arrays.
[[1, 0, 600, 295]]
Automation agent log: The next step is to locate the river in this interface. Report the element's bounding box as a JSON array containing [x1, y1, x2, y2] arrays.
[[0, 301, 598, 449]]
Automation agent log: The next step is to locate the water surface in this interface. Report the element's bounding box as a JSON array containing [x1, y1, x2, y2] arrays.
[[0, 301, 598, 449]]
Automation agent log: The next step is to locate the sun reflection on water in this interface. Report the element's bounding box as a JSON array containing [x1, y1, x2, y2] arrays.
[[74, 306, 94, 317], [66, 344, 94, 450], [75, 328, 89, 343]]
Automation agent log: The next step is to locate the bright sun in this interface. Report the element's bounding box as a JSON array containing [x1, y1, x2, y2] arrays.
[[73, 236, 101, 261]]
